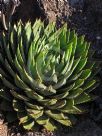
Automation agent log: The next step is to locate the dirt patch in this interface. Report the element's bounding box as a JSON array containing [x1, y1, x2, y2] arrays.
[[56, 118, 102, 136], [12, 0, 72, 26], [69, 0, 102, 51]]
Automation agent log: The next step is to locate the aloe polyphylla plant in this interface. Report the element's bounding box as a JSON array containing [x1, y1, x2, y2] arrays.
[[0, 20, 99, 131]]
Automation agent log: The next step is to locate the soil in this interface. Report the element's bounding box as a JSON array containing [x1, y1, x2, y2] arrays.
[[69, 0, 102, 53], [0, 0, 102, 135]]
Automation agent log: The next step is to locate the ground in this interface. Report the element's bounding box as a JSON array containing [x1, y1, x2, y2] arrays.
[[0, 0, 102, 135]]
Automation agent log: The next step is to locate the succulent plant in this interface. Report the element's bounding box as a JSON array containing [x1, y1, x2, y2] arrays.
[[0, 20, 99, 131]]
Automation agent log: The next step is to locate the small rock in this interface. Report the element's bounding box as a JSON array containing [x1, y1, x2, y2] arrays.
[[27, 132, 34, 136], [17, 133, 21, 136], [96, 36, 101, 40]]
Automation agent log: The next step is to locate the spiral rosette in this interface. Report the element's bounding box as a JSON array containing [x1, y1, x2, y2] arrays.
[[0, 20, 100, 131]]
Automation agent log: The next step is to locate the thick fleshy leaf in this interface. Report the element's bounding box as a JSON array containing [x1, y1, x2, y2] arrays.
[[15, 74, 43, 100], [27, 110, 43, 120], [82, 80, 96, 91], [60, 100, 83, 114], [74, 93, 91, 105], [11, 90, 29, 101], [80, 69, 91, 80], [40, 99, 57, 106], [44, 119, 57, 131], [45, 110, 71, 126], [68, 88, 84, 99], [53, 91, 69, 100], [23, 119, 35, 130], [36, 115, 49, 125], [49, 100, 66, 109], [74, 79, 84, 90], [1, 77, 17, 89], [25, 101, 43, 110], [74, 58, 88, 73], [18, 112, 29, 124]]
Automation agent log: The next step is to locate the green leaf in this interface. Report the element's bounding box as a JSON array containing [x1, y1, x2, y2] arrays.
[[74, 79, 84, 90], [1, 77, 17, 89], [68, 71, 83, 81], [69, 30, 76, 41], [53, 57, 75, 89], [76, 38, 86, 56], [53, 91, 69, 100], [27, 109, 43, 120], [17, 112, 29, 124], [71, 35, 77, 56], [44, 119, 57, 131], [58, 83, 75, 92], [65, 57, 81, 80], [15, 74, 43, 100], [45, 110, 71, 126], [44, 22, 56, 37], [9, 28, 17, 55], [25, 22, 32, 41], [5, 59, 15, 77], [68, 88, 84, 99], [40, 99, 57, 106], [74, 58, 87, 73], [83, 80, 96, 91], [25, 101, 43, 110], [17, 40, 25, 67], [49, 100, 66, 109], [23, 119, 35, 130], [74, 93, 91, 105], [60, 100, 83, 114], [80, 69, 91, 80], [11, 90, 29, 101], [36, 115, 49, 125]]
